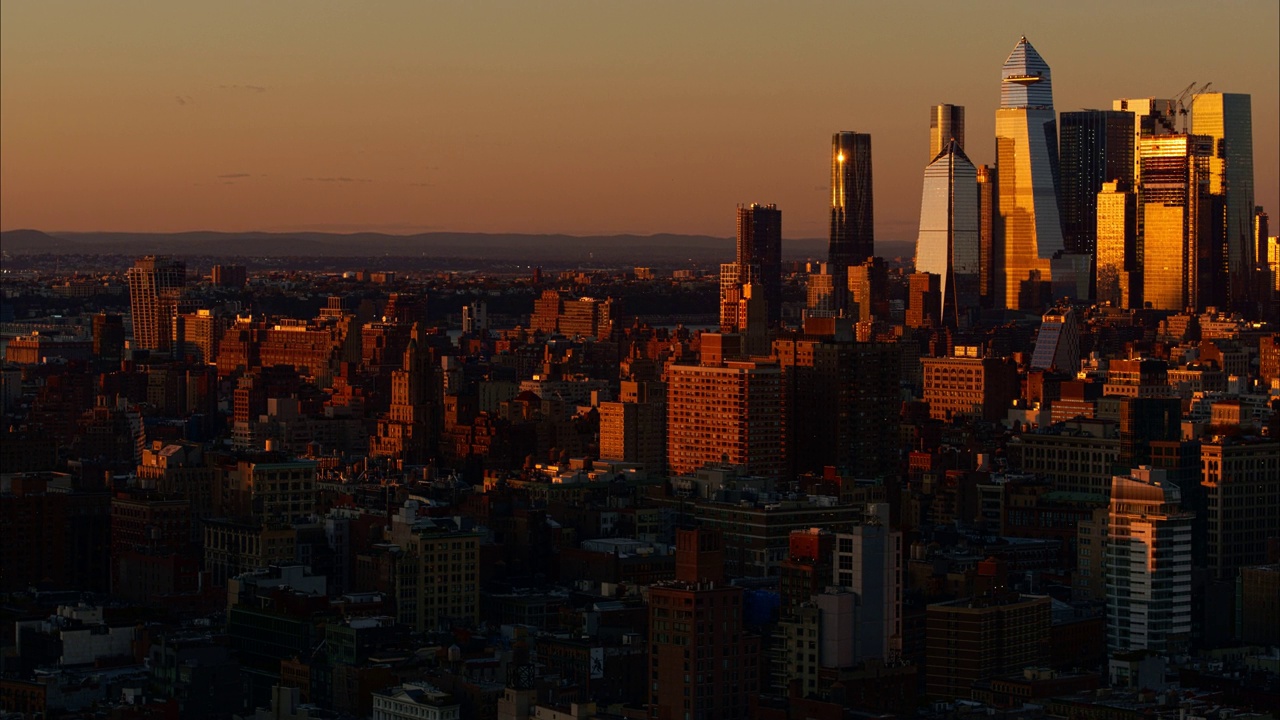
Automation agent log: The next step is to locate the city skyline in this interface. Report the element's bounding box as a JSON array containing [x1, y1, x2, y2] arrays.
[[2, 2, 1276, 241]]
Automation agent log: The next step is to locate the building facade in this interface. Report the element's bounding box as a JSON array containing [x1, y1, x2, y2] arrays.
[[829, 131, 874, 311], [914, 139, 979, 327], [1105, 467, 1193, 654], [994, 37, 1066, 310]]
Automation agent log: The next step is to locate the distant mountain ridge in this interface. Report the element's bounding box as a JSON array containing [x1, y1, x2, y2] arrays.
[[1, 229, 913, 263]]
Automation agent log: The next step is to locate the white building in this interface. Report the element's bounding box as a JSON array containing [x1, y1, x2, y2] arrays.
[[1105, 467, 1193, 654]]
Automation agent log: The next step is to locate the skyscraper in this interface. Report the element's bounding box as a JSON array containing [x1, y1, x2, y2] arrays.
[[1112, 97, 1177, 192], [1096, 181, 1139, 308], [1139, 134, 1218, 311], [1059, 110, 1135, 255], [995, 37, 1066, 311], [735, 203, 782, 324], [977, 164, 996, 307], [829, 131, 874, 311], [1192, 92, 1255, 308], [1106, 467, 1193, 654], [915, 138, 979, 327], [126, 255, 187, 352], [929, 104, 965, 160]]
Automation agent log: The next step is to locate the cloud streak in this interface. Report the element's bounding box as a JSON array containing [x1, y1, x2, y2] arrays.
[[220, 84, 267, 93], [218, 173, 251, 179], [304, 176, 373, 183]]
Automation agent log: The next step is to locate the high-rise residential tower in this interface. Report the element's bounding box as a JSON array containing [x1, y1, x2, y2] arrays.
[[1139, 134, 1219, 311], [829, 131, 874, 311], [735, 203, 783, 324], [929, 104, 965, 160], [995, 37, 1066, 310], [1106, 467, 1193, 655], [1059, 110, 1135, 255], [915, 138, 979, 326], [1192, 92, 1255, 308], [126, 255, 187, 352]]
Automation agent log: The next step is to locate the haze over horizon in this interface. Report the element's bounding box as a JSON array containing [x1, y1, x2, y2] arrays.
[[2, 1, 1277, 242]]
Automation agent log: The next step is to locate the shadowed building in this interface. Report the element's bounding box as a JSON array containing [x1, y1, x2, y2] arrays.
[[1059, 110, 1134, 256], [829, 131, 874, 312]]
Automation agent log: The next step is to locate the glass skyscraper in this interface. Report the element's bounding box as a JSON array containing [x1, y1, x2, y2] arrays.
[[914, 139, 979, 327], [929, 104, 964, 161], [1191, 92, 1254, 308], [1059, 110, 1135, 255], [1096, 181, 1139, 308], [1140, 134, 1217, 311], [829, 131, 874, 311], [995, 37, 1065, 310]]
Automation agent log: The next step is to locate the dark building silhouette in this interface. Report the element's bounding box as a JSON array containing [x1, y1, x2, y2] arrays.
[[829, 131, 874, 311], [1059, 110, 1135, 255], [736, 203, 783, 324]]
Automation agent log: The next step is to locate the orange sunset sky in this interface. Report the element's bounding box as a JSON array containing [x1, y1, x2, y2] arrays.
[[2, 1, 1277, 242]]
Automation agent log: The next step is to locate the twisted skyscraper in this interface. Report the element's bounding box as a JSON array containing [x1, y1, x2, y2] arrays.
[[995, 37, 1065, 310]]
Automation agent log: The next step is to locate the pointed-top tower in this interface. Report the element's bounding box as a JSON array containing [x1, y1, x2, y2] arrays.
[[915, 138, 979, 327], [1001, 36, 1053, 109], [995, 36, 1065, 311]]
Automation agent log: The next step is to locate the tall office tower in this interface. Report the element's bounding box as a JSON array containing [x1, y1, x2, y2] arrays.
[[1113, 98, 1177, 187], [829, 131, 874, 311], [915, 138, 979, 326], [929, 103, 965, 159], [666, 344, 784, 477], [649, 528, 758, 720], [995, 37, 1066, 311], [1059, 110, 1135, 255], [1192, 93, 1254, 308], [1199, 437, 1280, 582], [1106, 467, 1193, 654], [1030, 307, 1080, 373], [977, 164, 996, 307], [736, 203, 783, 324], [1096, 181, 1140, 308], [833, 504, 902, 662], [1139, 134, 1219, 311]]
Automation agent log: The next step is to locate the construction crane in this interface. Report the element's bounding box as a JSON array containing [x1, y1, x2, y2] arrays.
[[1174, 81, 1213, 132]]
